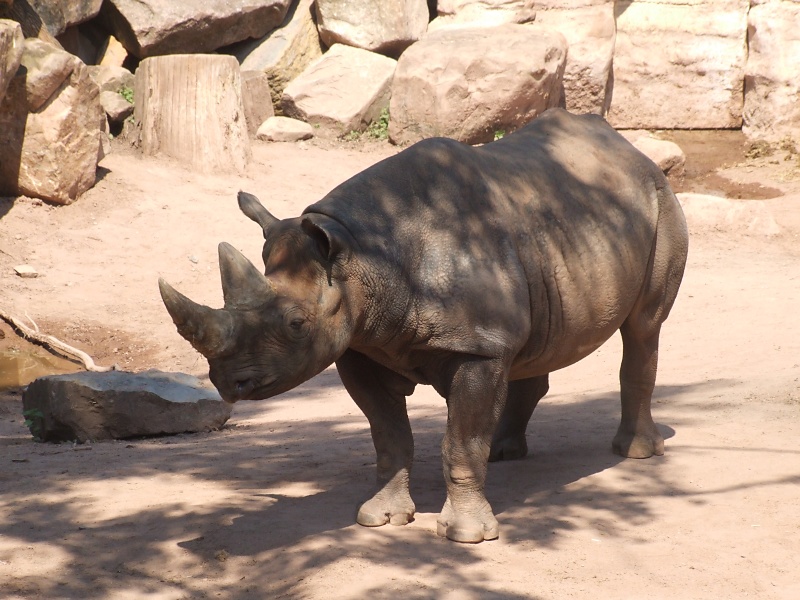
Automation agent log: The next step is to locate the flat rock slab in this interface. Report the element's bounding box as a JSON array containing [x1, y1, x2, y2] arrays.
[[22, 370, 232, 443]]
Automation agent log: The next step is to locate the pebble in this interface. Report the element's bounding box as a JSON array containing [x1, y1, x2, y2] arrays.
[[14, 265, 38, 278]]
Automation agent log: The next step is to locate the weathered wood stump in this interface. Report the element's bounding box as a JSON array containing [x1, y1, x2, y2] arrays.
[[134, 54, 251, 173]]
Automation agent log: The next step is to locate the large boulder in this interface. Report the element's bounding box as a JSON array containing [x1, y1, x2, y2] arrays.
[[435, 0, 536, 27], [282, 44, 396, 136], [314, 0, 428, 57], [388, 24, 566, 145], [234, 0, 323, 114], [0, 19, 23, 102], [677, 193, 780, 237], [99, 0, 293, 59], [0, 38, 104, 204], [28, 0, 103, 37], [620, 131, 686, 179], [608, 0, 748, 129], [22, 370, 232, 443], [743, 1, 800, 142], [533, 1, 615, 115]]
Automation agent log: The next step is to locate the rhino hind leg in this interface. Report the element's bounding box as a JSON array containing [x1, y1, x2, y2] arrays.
[[336, 349, 417, 527], [489, 374, 549, 462], [614, 188, 688, 459]]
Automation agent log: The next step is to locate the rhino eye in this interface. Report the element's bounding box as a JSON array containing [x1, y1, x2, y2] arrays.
[[289, 318, 305, 331]]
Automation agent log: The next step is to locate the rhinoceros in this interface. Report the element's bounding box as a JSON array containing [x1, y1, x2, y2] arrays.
[[159, 108, 688, 543]]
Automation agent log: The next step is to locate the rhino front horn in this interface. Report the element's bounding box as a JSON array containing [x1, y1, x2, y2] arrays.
[[158, 278, 236, 358], [218, 242, 275, 309]]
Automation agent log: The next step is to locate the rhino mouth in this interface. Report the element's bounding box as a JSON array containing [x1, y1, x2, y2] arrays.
[[224, 376, 280, 402]]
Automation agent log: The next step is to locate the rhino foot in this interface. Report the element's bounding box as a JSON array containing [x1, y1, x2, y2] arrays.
[[489, 434, 528, 462], [357, 492, 415, 527], [612, 428, 665, 459], [436, 498, 499, 543]]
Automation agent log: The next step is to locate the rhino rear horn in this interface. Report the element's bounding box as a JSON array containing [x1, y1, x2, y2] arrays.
[[238, 190, 278, 235], [158, 278, 236, 358], [218, 242, 275, 309]]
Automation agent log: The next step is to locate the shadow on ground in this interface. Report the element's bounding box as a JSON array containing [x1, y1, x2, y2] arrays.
[[2, 376, 795, 598]]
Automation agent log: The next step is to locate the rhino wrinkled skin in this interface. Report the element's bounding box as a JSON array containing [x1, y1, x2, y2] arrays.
[[160, 108, 689, 543]]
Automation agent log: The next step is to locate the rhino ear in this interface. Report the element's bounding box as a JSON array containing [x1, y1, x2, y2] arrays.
[[158, 278, 236, 358], [301, 214, 348, 263], [238, 190, 278, 236], [218, 242, 275, 309]]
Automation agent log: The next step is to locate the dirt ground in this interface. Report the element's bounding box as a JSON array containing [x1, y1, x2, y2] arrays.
[[0, 129, 799, 599]]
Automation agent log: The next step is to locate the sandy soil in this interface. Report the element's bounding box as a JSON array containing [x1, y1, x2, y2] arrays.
[[0, 130, 799, 599]]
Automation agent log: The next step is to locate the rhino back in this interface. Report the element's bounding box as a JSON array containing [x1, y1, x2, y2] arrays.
[[304, 109, 667, 377]]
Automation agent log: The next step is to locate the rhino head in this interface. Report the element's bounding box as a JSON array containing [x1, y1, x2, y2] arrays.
[[159, 192, 354, 403]]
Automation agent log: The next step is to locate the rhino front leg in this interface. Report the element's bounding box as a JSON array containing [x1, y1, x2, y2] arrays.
[[437, 357, 508, 543], [336, 349, 417, 527], [490, 374, 549, 462]]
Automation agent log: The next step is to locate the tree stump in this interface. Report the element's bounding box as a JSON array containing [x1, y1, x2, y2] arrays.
[[134, 54, 251, 173]]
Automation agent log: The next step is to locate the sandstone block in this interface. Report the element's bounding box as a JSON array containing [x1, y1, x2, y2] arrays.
[[0, 38, 104, 204], [533, 2, 615, 115], [22, 370, 232, 443], [88, 64, 134, 94], [0, 19, 23, 102], [235, 0, 323, 114], [608, 0, 748, 129], [257, 115, 314, 142], [242, 70, 275, 137], [282, 44, 396, 136], [677, 193, 780, 237], [100, 0, 293, 58], [315, 0, 428, 57], [436, 0, 537, 27], [389, 24, 566, 145], [743, 1, 800, 142], [98, 34, 127, 67]]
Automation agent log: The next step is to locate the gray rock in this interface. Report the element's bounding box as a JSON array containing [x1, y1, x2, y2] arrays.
[[28, 0, 103, 37], [88, 64, 134, 94], [620, 131, 686, 178], [256, 115, 313, 142], [22, 370, 232, 443], [100, 0, 293, 59]]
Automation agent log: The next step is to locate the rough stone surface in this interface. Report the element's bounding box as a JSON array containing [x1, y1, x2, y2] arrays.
[[389, 24, 567, 145], [257, 115, 314, 141], [677, 192, 780, 237], [242, 70, 275, 137], [22, 370, 232, 443], [0, 19, 23, 103], [315, 0, 428, 57], [0, 38, 104, 204], [234, 0, 323, 113], [28, 0, 103, 37], [743, 1, 800, 142], [620, 130, 686, 178], [100, 0, 293, 59], [88, 64, 134, 94], [282, 44, 396, 136], [533, 2, 615, 115], [100, 89, 133, 123], [436, 0, 537, 27], [608, 0, 748, 129]]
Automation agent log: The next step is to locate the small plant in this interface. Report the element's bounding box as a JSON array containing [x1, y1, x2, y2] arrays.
[[23, 408, 44, 440], [119, 85, 134, 105], [342, 129, 361, 142], [494, 130, 506, 141], [365, 108, 390, 140]]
